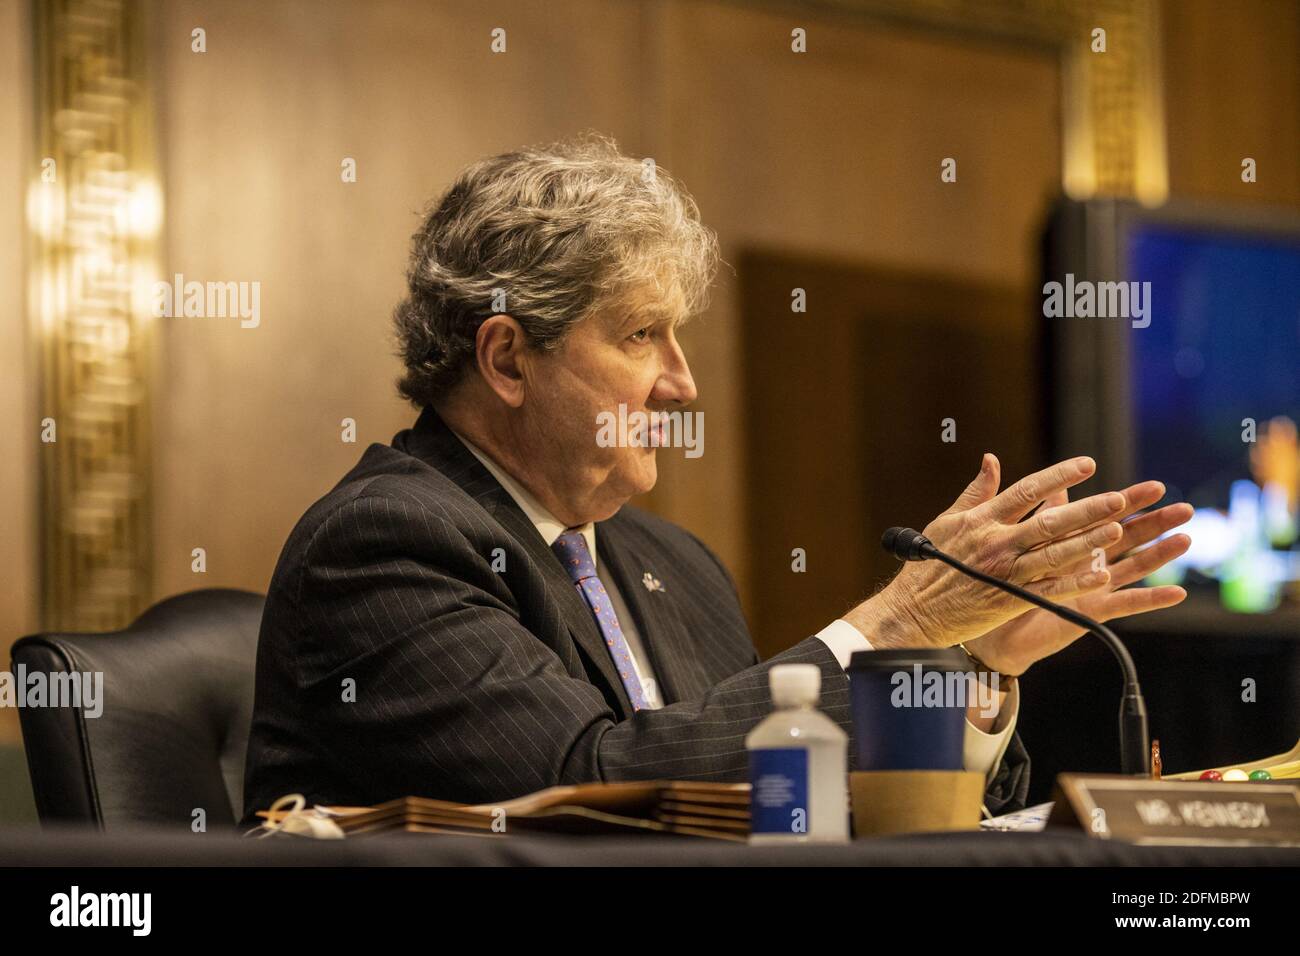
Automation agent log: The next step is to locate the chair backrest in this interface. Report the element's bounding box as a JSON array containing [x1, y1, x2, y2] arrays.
[[11, 589, 264, 829]]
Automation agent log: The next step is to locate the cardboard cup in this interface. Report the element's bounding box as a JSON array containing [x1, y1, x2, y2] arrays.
[[849, 770, 985, 837]]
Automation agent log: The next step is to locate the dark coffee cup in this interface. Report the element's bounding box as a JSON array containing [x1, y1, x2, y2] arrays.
[[847, 648, 971, 771]]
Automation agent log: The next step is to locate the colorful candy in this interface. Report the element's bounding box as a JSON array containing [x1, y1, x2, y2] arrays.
[[1222, 768, 1250, 781], [1199, 770, 1223, 781], [1248, 769, 1272, 781]]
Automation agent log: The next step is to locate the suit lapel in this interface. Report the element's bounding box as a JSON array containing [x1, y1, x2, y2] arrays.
[[597, 515, 710, 705], [393, 406, 635, 719], [487, 498, 636, 718]]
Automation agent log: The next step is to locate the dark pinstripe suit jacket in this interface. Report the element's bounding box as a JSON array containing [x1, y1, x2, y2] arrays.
[[240, 406, 1030, 825]]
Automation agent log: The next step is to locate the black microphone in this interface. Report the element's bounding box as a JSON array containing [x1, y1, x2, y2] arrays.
[[882, 526, 1150, 776]]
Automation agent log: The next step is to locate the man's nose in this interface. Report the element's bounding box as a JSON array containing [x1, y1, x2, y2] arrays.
[[655, 337, 697, 405]]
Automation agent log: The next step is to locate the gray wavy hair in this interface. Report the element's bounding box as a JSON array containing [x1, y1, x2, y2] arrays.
[[392, 131, 721, 407]]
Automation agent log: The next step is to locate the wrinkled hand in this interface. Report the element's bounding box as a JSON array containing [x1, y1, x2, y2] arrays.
[[963, 480, 1192, 676], [854, 453, 1128, 650]]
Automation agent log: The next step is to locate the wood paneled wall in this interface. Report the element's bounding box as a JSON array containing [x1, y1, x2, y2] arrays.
[[1162, 0, 1300, 208]]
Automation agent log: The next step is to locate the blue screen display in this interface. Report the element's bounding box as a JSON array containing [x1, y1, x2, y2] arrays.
[[1127, 224, 1300, 612]]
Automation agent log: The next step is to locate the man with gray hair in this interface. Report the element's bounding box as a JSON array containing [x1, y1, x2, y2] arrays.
[[241, 132, 1192, 825]]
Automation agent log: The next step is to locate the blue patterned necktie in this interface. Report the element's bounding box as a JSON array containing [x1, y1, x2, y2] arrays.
[[551, 529, 650, 712]]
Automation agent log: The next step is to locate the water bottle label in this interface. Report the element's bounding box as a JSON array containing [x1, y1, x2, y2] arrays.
[[749, 748, 809, 835]]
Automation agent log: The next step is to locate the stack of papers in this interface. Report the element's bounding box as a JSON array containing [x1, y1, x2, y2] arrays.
[[257, 780, 752, 841]]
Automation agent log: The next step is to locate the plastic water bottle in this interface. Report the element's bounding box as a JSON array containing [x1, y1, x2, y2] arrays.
[[746, 663, 849, 844]]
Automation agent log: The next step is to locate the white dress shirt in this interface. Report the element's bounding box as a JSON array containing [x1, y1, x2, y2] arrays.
[[814, 622, 1019, 780], [450, 429, 1017, 780], [454, 433, 666, 708]]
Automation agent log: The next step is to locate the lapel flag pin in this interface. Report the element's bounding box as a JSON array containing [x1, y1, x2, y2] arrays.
[[642, 571, 664, 593]]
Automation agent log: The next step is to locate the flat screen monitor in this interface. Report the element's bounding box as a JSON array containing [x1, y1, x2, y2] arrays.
[[1041, 199, 1300, 624]]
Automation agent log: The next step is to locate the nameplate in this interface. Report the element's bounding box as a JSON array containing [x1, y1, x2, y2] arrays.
[[1048, 773, 1300, 847]]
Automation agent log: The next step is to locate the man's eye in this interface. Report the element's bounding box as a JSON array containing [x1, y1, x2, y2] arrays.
[[629, 327, 650, 342]]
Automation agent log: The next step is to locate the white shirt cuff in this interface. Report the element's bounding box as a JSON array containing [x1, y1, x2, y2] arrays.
[[815, 618, 1019, 780], [813, 618, 873, 669], [963, 677, 1019, 778]]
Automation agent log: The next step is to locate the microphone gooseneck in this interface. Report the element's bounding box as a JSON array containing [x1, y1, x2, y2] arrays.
[[880, 527, 1150, 776]]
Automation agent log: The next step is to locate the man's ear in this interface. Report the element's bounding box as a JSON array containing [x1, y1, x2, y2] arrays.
[[474, 314, 527, 408]]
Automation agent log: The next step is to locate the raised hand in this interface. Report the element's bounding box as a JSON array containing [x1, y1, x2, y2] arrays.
[[848, 453, 1130, 651], [962, 480, 1192, 676]]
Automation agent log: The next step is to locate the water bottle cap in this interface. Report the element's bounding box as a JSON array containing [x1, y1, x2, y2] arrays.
[[769, 663, 821, 707]]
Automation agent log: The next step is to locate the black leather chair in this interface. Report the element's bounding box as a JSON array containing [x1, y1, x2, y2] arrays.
[[11, 589, 264, 829]]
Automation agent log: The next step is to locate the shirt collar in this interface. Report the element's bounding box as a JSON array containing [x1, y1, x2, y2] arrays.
[[449, 427, 598, 569]]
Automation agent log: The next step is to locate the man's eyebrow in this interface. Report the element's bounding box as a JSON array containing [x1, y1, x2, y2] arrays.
[[629, 306, 686, 324]]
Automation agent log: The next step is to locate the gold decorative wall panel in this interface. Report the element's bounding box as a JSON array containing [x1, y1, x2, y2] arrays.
[[28, 0, 159, 631]]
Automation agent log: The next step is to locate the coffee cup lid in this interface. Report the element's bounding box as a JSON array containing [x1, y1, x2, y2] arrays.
[[847, 647, 969, 671]]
